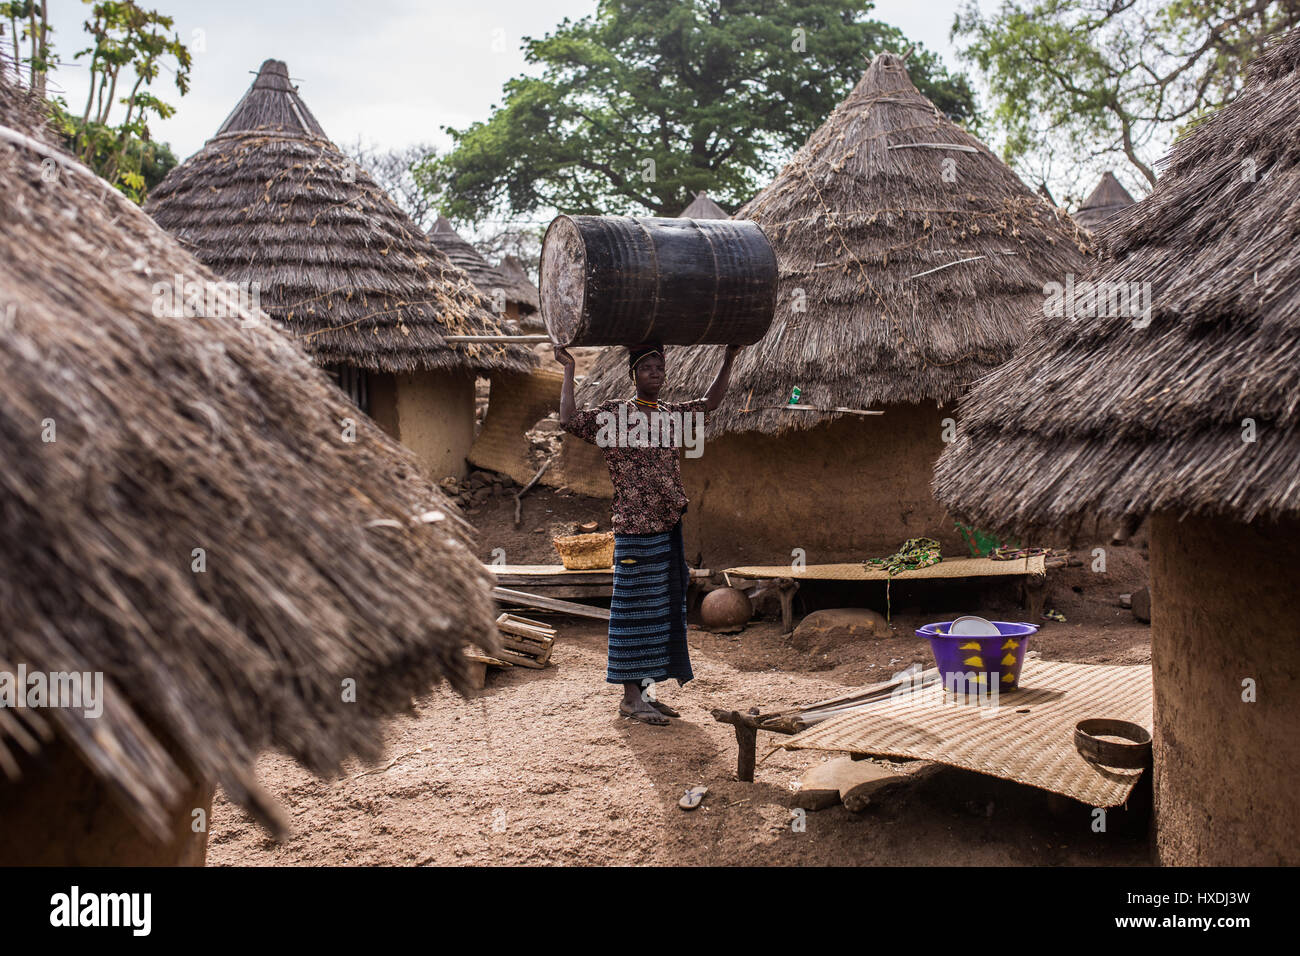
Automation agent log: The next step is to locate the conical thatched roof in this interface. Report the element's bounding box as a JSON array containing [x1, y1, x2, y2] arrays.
[[429, 216, 539, 313], [934, 31, 1300, 533], [1074, 171, 1136, 230], [577, 53, 1091, 436], [146, 60, 532, 375], [679, 190, 729, 219], [0, 69, 498, 839]]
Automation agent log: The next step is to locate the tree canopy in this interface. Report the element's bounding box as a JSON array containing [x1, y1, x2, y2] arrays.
[[953, 0, 1300, 202], [423, 0, 976, 222]]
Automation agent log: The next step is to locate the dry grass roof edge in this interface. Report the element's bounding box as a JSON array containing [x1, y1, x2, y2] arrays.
[[1, 66, 499, 839], [575, 53, 1092, 438], [933, 30, 1300, 533], [146, 59, 534, 376]]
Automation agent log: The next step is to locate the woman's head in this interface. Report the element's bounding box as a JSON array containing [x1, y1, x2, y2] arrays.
[[628, 342, 666, 398]]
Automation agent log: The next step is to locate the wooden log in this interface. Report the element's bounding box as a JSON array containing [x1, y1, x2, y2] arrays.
[[776, 578, 799, 634], [734, 724, 758, 783], [493, 586, 611, 620], [1022, 573, 1048, 621]]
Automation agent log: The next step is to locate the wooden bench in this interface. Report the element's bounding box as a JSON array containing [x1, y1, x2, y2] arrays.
[[722, 555, 1049, 633]]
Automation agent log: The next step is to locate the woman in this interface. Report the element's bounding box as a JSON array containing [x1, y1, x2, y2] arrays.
[[555, 342, 741, 725]]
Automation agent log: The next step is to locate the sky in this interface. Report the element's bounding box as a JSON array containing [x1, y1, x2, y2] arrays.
[[41, 0, 984, 162]]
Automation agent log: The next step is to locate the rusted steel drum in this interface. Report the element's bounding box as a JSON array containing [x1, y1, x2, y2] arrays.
[[540, 214, 778, 347]]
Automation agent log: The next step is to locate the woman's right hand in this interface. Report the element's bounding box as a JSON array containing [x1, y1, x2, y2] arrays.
[[554, 346, 575, 368]]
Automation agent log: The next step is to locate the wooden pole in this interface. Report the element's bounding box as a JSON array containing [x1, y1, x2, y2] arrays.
[[442, 334, 552, 343]]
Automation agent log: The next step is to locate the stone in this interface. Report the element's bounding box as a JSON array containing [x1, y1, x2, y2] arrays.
[[791, 608, 888, 650], [1132, 586, 1151, 624], [1119, 592, 1133, 609], [471, 487, 493, 504], [794, 757, 896, 811], [842, 761, 940, 813]]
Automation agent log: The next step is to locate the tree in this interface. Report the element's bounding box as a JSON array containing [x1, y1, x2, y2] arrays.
[[3, 1, 190, 203], [953, 0, 1300, 201], [1, 2, 52, 96], [63, 1, 192, 200], [423, 0, 976, 222]]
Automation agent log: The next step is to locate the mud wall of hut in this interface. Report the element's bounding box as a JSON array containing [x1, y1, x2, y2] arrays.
[[368, 371, 477, 480], [1149, 512, 1300, 865], [679, 405, 967, 566], [552, 403, 972, 565], [0, 736, 212, 866]]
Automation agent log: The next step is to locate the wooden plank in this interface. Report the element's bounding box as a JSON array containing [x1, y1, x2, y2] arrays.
[[495, 648, 548, 669], [499, 636, 553, 664], [496, 584, 613, 599], [492, 586, 611, 621], [723, 555, 1046, 582], [496, 614, 557, 640], [487, 564, 613, 577]]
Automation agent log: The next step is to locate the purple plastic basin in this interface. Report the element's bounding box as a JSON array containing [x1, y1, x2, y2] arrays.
[[916, 621, 1039, 692]]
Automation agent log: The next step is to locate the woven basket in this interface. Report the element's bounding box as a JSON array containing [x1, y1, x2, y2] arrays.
[[553, 532, 615, 570]]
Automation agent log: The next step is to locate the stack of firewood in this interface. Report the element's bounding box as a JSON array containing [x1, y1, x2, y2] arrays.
[[493, 613, 555, 668], [463, 614, 557, 688]]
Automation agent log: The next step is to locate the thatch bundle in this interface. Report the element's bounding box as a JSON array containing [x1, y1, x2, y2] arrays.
[[430, 216, 540, 315], [678, 190, 730, 219], [933, 31, 1300, 534], [578, 53, 1090, 436], [1073, 171, 1137, 231], [146, 60, 532, 374], [0, 67, 498, 840]]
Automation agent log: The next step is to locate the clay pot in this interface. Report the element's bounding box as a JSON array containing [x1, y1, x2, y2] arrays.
[[701, 587, 753, 629]]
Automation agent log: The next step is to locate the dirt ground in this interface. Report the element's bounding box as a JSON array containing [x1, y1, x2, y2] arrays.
[[208, 485, 1155, 867]]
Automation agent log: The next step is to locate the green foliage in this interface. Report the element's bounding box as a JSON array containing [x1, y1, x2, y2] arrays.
[[953, 0, 1300, 196], [424, 0, 977, 222], [67, 0, 191, 201], [5, 1, 190, 203]]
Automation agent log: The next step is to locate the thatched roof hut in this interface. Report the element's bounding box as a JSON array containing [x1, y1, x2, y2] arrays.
[[932, 118, 1297, 534], [563, 53, 1090, 565], [933, 31, 1300, 866], [678, 190, 730, 219], [429, 216, 539, 316], [146, 60, 531, 375], [0, 67, 497, 855], [578, 53, 1090, 437], [1073, 170, 1136, 231]]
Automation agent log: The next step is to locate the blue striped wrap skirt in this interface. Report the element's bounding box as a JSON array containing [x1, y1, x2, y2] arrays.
[[606, 519, 694, 686]]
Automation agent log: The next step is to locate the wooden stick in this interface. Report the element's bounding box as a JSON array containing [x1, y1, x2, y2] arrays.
[[442, 334, 552, 343], [765, 405, 885, 416], [887, 142, 978, 153], [909, 255, 987, 280], [514, 457, 552, 527]]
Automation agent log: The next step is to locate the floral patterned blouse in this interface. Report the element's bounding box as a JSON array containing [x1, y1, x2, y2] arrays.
[[563, 398, 708, 535]]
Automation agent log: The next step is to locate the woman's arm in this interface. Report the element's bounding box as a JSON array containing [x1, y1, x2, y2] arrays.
[[555, 346, 576, 424], [703, 345, 743, 412]]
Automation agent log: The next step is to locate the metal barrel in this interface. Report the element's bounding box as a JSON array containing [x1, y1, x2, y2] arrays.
[[540, 214, 778, 347]]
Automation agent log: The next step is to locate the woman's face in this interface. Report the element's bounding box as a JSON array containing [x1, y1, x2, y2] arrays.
[[633, 354, 666, 398]]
